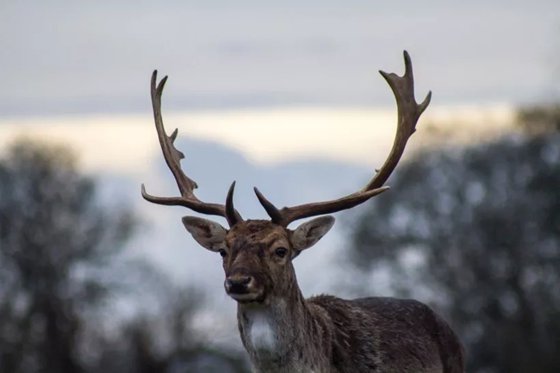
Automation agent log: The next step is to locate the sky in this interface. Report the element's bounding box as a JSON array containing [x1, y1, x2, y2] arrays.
[[2, 0, 553, 171], [1, 0, 559, 116], [1, 0, 559, 347]]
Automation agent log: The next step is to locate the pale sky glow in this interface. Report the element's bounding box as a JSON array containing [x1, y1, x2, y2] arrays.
[[0, 104, 515, 175]]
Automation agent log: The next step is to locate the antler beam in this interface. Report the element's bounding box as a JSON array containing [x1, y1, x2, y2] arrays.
[[141, 71, 242, 227], [255, 51, 431, 227]]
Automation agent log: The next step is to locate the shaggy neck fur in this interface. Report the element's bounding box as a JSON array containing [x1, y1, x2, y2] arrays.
[[237, 287, 331, 373]]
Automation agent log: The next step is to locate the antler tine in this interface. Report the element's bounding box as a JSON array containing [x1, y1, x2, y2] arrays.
[[141, 70, 243, 226], [226, 182, 242, 226], [255, 51, 430, 227], [365, 50, 431, 190]]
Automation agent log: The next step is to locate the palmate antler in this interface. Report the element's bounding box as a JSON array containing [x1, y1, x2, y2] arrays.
[[254, 51, 431, 226], [142, 51, 430, 228]]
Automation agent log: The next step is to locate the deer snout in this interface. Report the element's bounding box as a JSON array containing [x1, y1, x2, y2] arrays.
[[225, 274, 253, 294]]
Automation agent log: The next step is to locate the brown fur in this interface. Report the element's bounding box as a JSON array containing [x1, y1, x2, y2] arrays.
[[219, 220, 465, 373]]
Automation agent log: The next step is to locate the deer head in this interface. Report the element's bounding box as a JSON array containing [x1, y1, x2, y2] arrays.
[[141, 51, 431, 304]]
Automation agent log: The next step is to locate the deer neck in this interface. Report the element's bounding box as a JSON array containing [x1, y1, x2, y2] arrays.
[[237, 286, 329, 372]]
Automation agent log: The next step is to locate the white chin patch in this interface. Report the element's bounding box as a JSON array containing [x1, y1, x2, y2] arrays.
[[249, 312, 276, 351]]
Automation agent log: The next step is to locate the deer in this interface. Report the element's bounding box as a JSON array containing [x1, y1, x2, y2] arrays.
[[141, 51, 465, 373]]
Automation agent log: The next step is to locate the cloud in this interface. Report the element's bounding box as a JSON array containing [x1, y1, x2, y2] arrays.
[[1, 1, 558, 115]]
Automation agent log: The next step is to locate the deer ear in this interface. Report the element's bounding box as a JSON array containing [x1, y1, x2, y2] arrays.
[[291, 216, 335, 253], [182, 216, 227, 252]]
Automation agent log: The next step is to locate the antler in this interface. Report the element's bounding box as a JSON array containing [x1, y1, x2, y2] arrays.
[[141, 71, 243, 227], [254, 51, 431, 227]]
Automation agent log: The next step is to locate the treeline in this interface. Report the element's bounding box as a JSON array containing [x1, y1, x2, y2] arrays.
[[1, 103, 558, 373], [0, 140, 249, 373], [349, 104, 560, 373]]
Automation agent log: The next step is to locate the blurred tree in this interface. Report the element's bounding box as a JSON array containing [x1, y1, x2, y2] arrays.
[[349, 132, 560, 373], [0, 139, 248, 372], [119, 298, 248, 373], [0, 139, 135, 373], [517, 103, 560, 134], [90, 269, 250, 373]]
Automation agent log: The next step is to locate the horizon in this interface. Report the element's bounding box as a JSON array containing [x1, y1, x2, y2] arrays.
[[0, 103, 516, 176]]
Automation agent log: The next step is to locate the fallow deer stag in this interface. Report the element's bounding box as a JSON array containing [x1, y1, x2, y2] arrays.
[[142, 51, 465, 373]]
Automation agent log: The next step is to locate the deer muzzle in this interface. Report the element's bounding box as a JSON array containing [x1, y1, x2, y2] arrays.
[[224, 273, 264, 303]]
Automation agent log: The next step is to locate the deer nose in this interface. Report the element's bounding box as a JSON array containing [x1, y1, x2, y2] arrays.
[[225, 275, 253, 293]]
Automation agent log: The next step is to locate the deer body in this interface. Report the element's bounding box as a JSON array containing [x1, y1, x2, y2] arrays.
[[220, 220, 463, 373], [142, 51, 466, 372], [238, 294, 463, 373]]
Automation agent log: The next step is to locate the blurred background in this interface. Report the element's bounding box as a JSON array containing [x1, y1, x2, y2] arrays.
[[1, 1, 559, 372]]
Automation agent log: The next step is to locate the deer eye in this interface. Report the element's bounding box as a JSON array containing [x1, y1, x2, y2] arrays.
[[218, 249, 227, 258], [274, 247, 288, 258]]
